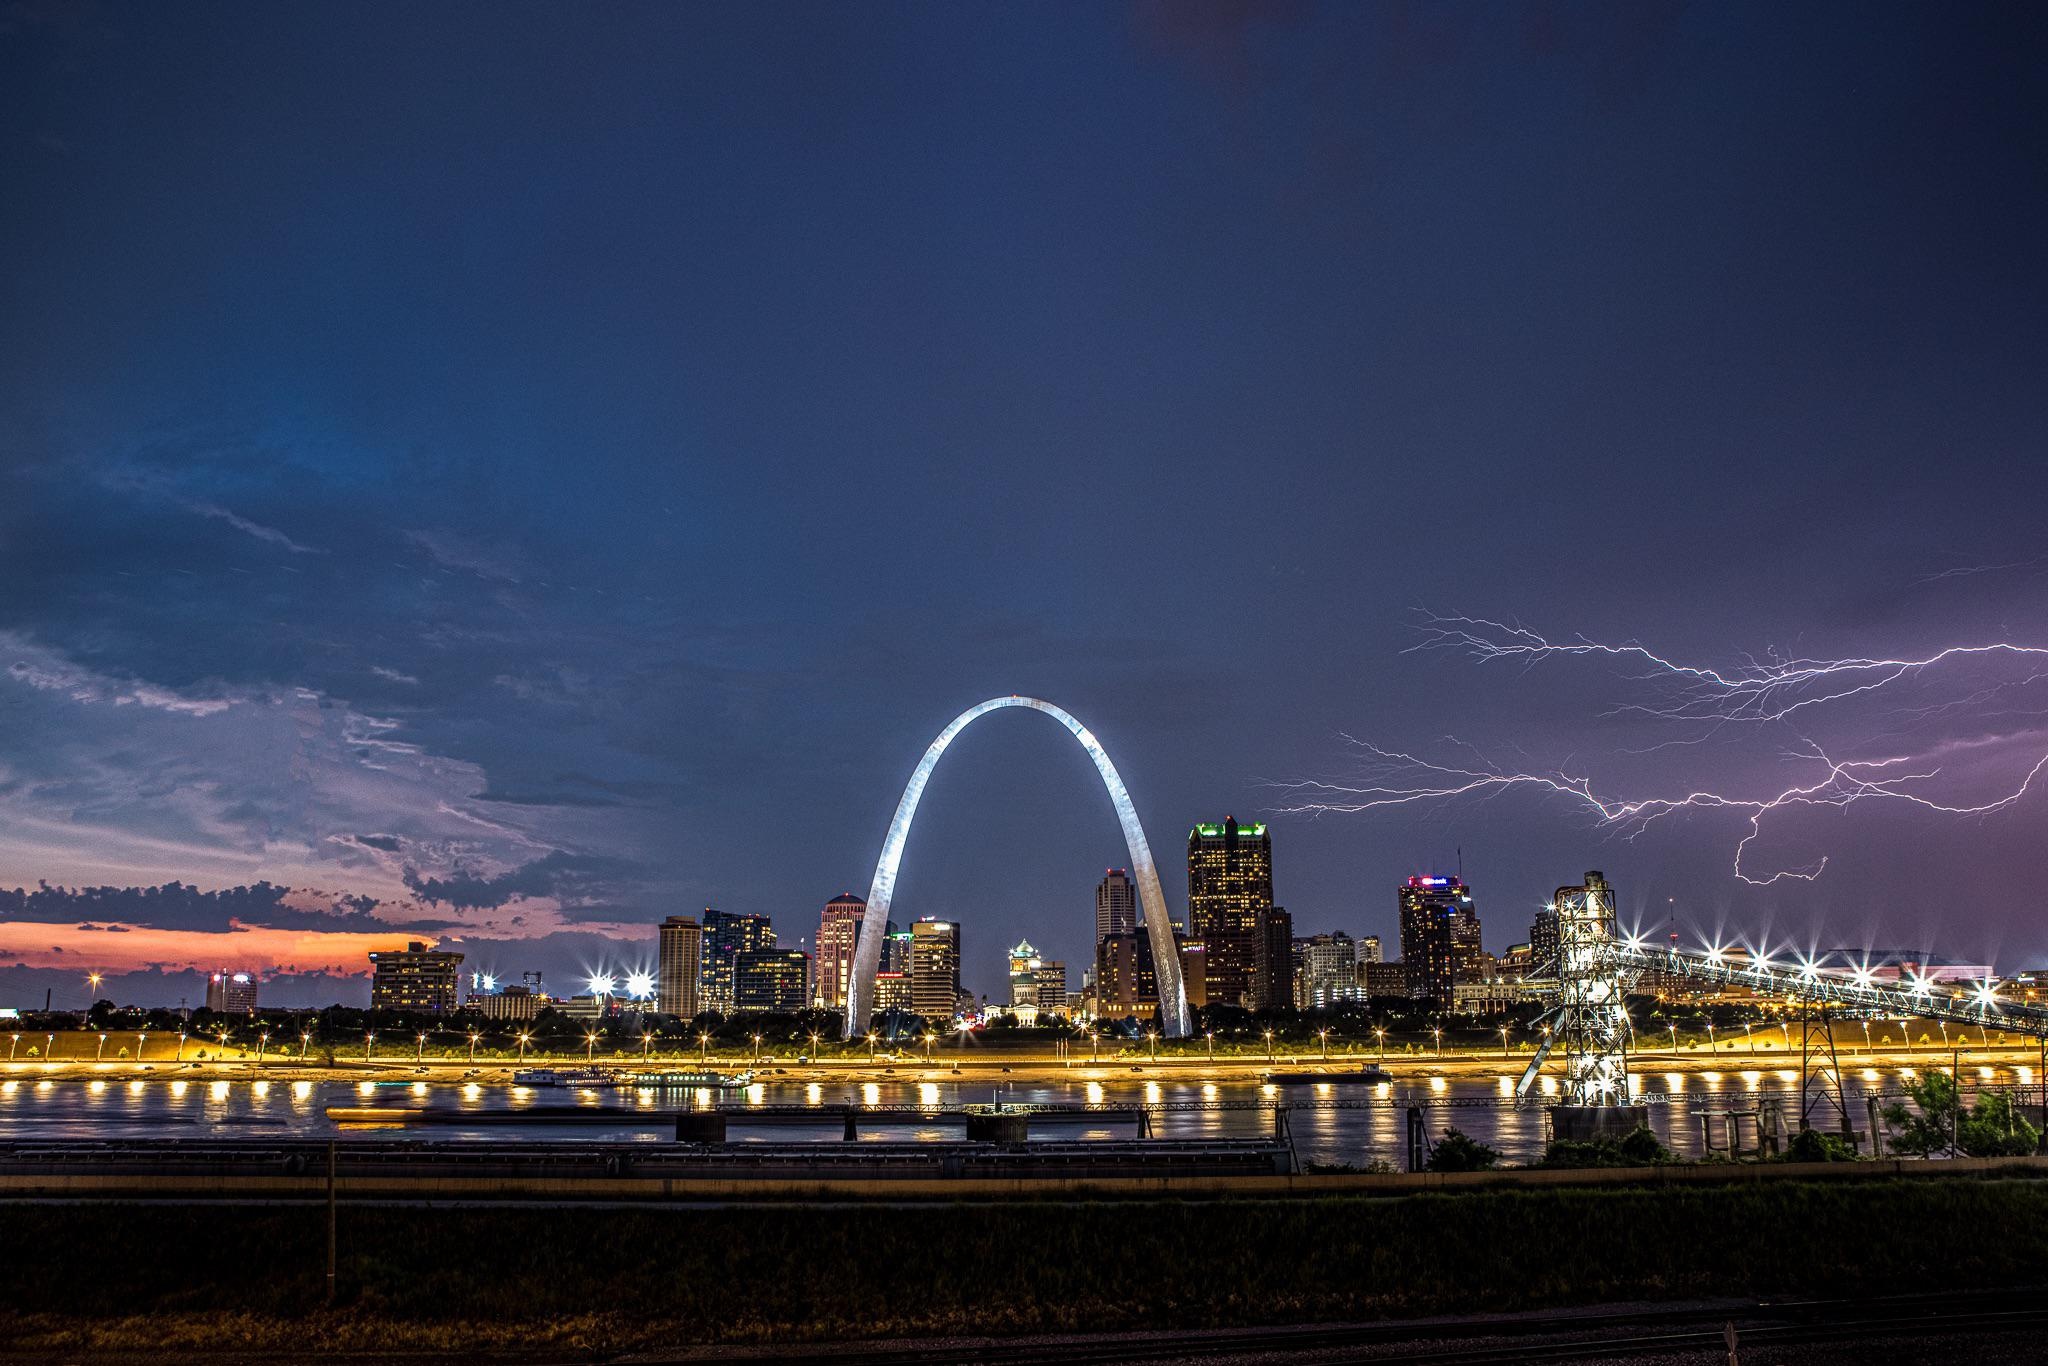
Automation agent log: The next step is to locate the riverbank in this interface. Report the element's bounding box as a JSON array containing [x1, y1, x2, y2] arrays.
[[1, 1176, 2044, 1355], [0, 1040, 2034, 1088]]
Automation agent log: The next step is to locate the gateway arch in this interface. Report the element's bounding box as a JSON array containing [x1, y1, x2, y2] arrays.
[[842, 696, 1192, 1039]]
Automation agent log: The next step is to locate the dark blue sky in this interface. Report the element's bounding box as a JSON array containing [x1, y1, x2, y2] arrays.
[[4, 2, 2047, 1006]]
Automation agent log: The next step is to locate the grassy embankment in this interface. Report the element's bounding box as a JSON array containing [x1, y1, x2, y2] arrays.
[[1, 1177, 2044, 1354]]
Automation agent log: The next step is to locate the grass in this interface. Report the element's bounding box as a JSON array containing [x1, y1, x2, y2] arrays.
[[3, 1178, 2045, 1352]]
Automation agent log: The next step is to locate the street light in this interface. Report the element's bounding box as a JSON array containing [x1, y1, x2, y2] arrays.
[[809, 1030, 820, 1061], [1205, 1030, 1215, 1062], [136, 1030, 149, 1063], [1432, 1026, 1442, 1058], [1263, 1029, 1274, 1062], [1500, 1025, 1511, 1059], [752, 1033, 764, 1064], [257, 1032, 270, 1066], [7, 1034, 16, 1061], [867, 1031, 878, 1062], [698, 1032, 709, 1066], [1667, 1023, 1677, 1055], [96, 1033, 107, 1061], [643, 1031, 654, 1064], [1318, 1028, 1330, 1061], [300, 1030, 313, 1063], [217, 1028, 231, 1059], [363, 1031, 375, 1063], [1089, 1030, 1099, 1063], [416, 1031, 428, 1063], [1146, 1029, 1158, 1061], [86, 971, 103, 1006], [1374, 1027, 1386, 1062], [1859, 1020, 1871, 1057], [585, 1031, 598, 1065], [468, 1031, 480, 1064], [45, 1033, 54, 1062], [517, 1032, 532, 1062], [176, 1031, 187, 1062], [1706, 1022, 1716, 1054]]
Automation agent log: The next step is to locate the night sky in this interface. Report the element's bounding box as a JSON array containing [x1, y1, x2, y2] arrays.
[[4, 2, 2047, 1009]]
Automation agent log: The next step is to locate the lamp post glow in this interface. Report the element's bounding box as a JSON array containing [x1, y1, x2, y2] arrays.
[[699, 1032, 709, 1065], [468, 1031, 480, 1064], [643, 1031, 654, 1064], [45, 1032, 54, 1061], [363, 1031, 374, 1063], [867, 1031, 878, 1062], [8, 1034, 16, 1061], [257, 1031, 270, 1066], [1374, 1027, 1386, 1062], [517, 1032, 531, 1062], [585, 1032, 598, 1065], [1667, 1023, 1677, 1055], [1500, 1025, 1511, 1059], [95, 1033, 107, 1061], [1205, 1030, 1215, 1062], [753, 1033, 764, 1065], [300, 1031, 312, 1063], [86, 971, 103, 1005], [416, 1032, 427, 1063], [137, 1031, 147, 1064], [176, 1031, 186, 1062], [1432, 1026, 1442, 1058], [1146, 1029, 1158, 1060], [1318, 1028, 1329, 1061], [1263, 1029, 1274, 1062]]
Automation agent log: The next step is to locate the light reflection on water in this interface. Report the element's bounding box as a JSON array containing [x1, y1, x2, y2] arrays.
[[0, 1069, 1993, 1165]]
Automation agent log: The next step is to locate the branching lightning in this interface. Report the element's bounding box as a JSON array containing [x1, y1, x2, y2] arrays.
[[1280, 614, 2048, 884]]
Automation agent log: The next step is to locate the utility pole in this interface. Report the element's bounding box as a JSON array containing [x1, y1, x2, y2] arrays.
[[325, 1140, 338, 1307]]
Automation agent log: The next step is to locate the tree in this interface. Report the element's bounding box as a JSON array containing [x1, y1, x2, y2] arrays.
[[1425, 1128, 1499, 1172], [1882, 1073, 2042, 1157]]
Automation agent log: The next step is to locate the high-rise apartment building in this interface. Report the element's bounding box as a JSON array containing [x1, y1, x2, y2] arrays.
[[1297, 932, 1362, 1009], [1188, 818, 1273, 1009], [699, 909, 774, 1015], [734, 949, 811, 1012], [1398, 876, 1479, 1011], [1359, 935, 1383, 964], [368, 941, 465, 1013], [1096, 869, 1136, 944], [657, 915, 702, 1018], [813, 893, 867, 1010], [908, 918, 960, 1022], [204, 971, 259, 1014]]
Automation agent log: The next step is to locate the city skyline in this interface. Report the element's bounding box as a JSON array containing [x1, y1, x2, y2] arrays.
[[6, 5, 2048, 1009]]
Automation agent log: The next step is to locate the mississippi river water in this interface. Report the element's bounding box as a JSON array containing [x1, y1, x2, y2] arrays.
[[0, 1061, 2027, 1165]]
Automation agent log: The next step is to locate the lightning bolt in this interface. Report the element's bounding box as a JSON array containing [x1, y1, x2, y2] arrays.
[[1285, 614, 2048, 884]]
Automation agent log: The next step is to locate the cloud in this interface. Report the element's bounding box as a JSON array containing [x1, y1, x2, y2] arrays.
[[185, 500, 325, 555], [402, 851, 624, 912]]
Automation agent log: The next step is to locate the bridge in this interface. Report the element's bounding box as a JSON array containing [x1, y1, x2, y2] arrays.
[[1531, 868, 2048, 1137]]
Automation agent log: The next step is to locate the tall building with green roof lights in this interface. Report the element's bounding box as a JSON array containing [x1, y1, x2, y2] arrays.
[[1187, 817, 1273, 1010]]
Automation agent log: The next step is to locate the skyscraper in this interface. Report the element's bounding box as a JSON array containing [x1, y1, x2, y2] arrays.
[[1297, 932, 1362, 1009], [204, 971, 259, 1014], [1398, 876, 1478, 1011], [1188, 818, 1273, 1009], [1008, 940, 1044, 1011], [1529, 903, 1560, 979], [1251, 904, 1294, 1012], [699, 908, 774, 1016], [908, 918, 960, 1022], [1096, 869, 1136, 944], [813, 892, 867, 1010], [657, 915, 702, 1018]]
